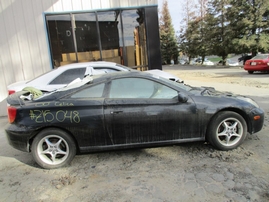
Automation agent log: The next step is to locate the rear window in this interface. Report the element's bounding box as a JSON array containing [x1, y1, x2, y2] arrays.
[[252, 54, 269, 60], [49, 68, 86, 85]]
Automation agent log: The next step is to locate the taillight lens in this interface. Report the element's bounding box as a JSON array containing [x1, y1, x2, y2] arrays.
[[8, 90, 15, 95], [7, 106, 17, 123]]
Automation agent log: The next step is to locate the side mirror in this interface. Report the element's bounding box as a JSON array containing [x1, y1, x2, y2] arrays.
[[178, 93, 188, 103]]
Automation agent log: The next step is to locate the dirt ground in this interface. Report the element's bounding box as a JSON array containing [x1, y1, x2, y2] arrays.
[[0, 65, 269, 202]]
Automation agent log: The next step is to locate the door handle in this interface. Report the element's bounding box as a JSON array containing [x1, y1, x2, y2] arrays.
[[110, 111, 123, 114]]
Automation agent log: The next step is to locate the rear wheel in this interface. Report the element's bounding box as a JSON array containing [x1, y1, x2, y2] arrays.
[[248, 71, 254, 74], [207, 111, 247, 150], [31, 128, 76, 169]]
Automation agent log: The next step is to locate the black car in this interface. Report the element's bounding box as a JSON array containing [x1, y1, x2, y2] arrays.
[[6, 71, 264, 169], [238, 55, 253, 65]]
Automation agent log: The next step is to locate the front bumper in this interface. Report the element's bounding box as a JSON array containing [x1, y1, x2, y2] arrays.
[[249, 107, 264, 134], [5, 124, 36, 152]]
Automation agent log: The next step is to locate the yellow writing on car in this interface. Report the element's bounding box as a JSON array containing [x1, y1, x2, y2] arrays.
[[35, 102, 74, 107], [55, 102, 74, 106], [29, 110, 80, 123]]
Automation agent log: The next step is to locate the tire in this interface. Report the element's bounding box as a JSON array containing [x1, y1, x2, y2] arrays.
[[248, 71, 254, 74], [207, 111, 247, 151], [31, 128, 76, 169]]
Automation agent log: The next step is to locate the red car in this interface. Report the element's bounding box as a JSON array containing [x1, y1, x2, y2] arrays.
[[244, 54, 269, 74]]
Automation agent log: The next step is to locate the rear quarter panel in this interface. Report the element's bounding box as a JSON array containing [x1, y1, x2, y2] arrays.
[[15, 98, 111, 151]]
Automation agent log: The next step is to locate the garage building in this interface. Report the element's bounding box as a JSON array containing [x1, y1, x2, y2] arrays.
[[0, 0, 162, 116]]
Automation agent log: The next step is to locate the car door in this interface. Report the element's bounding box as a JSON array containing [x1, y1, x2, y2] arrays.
[[104, 77, 201, 145], [66, 83, 111, 150]]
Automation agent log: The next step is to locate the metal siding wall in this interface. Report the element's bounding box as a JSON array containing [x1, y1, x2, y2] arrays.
[[72, 0, 82, 10], [62, 0, 73, 11], [80, 0, 93, 10], [32, 1, 51, 74], [0, 0, 158, 116], [0, 1, 9, 112], [0, 0, 54, 116]]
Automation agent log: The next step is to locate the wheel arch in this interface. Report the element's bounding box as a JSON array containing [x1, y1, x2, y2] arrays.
[[28, 126, 79, 154], [205, 107, 251, 140]]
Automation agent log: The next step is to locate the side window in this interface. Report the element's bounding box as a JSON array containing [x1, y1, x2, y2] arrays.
[[49, 68, 86, 85], [70, 83, 105, 98], [109, 78, 178, 99]]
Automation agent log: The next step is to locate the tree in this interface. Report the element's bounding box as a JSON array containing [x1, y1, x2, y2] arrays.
[[228, 0, 269, 55], [205, 0, 231, 64], [159, 0, 179, 64], [178, 0, 269, 63], [178, 0, 198, 62], [178, 0, 210, 64], [195, 0, 210, 63]]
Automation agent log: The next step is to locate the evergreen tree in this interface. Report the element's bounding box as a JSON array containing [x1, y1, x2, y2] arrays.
[[178, 0, 269, 62], [178, 0, 198, 62], [159, 0, 179, 64], [206, 0, 231, 64], [228, 0, 269, 55], [178, 0, 210, 64], [194, 0, 210, 64]]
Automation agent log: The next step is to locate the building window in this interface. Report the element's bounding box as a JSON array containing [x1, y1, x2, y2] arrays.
[[45, 8, 148, 69]]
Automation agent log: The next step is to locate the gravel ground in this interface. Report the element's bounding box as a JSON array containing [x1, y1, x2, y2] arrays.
[[0, 65, 268, 202]]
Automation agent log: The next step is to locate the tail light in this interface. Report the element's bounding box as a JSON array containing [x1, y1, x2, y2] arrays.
[[7, 106, 17, 123], [8, 90, 15, 95]]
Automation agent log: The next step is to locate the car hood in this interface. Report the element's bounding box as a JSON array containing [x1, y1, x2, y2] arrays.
[[190, 86, 259, 108], [192, 86, 242, 97]]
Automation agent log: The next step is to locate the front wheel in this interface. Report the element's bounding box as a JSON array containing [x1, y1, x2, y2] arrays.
[[207, 111, 247, 150], [31, 128, 76, 169]]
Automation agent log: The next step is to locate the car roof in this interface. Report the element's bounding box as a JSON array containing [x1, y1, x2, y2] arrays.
[[44, 71, 152, 94], [27, 61, 131, 84], [37, 71, 190, 101], [92, 71, 153, 81], [58, 71, 160, 91], [60, 61, 118, 68]]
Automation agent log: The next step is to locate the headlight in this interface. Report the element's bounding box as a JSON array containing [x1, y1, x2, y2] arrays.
[[238, 96, 259, 108]]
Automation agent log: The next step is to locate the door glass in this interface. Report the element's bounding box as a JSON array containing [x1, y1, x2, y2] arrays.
[[71, 83, 105, 98], [46, 14, 75, 67], [109, 78, 177, 99]]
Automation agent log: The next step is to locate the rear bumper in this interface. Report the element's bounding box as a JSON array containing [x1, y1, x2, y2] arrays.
[[5, 124, 36, 152], [244, 65, 269, 71]]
